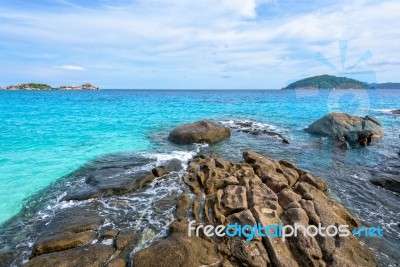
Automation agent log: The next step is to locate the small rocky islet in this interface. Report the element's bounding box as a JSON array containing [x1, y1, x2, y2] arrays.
[[0, 83, 99, 90], [1, 115, 392, 267]]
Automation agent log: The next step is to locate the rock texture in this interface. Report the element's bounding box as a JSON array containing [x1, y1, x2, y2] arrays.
[[169, 120, 230, 145], [134, 151, 377, 267], [25, 244, 116, 267], [305, 112, 383, 139], [24, 203, 138, 267]]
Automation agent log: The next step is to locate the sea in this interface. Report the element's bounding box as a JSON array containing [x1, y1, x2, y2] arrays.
[[0, 89, 399, 266]]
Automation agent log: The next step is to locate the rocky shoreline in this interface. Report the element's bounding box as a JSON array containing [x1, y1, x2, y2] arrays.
[[0, 117, 387, 267], [13, 151, 377, 267]]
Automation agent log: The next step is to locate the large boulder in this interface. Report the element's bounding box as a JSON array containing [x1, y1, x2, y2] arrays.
[[391, 109, 400, 114], [305, 112, 383, 138], [169, 120, 230, 145]]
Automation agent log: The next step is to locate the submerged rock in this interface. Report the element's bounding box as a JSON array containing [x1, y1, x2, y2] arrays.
[[168, 120, 230, 145], [135, 152, 376, 267], [152, 159, 182, 177], [371, 174, 400, 194], [305, 112, 383, 139], [63, 170, 156, 201], [220, 119, 290, 143], [391, 109, 400, 114]]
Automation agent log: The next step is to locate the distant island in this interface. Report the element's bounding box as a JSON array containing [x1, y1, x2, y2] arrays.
[[284, 75, 369, 89], [0, 83, 99, 90], [369, 82, 400, 89], [284, 75, 400, 90]]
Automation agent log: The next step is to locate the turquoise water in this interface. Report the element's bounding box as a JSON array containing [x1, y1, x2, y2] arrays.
[[0, 89, 399, 223], [0, 89, 399, 265]]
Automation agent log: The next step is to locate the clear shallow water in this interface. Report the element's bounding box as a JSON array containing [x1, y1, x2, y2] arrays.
[[0, 89, 399, 266]]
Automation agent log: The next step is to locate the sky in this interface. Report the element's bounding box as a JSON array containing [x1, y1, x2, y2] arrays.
[[0, 0, 399, 89]]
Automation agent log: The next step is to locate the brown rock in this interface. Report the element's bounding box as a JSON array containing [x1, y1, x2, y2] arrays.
[[217, 185, 248, 216], [176, 192, 191, 220], [279, 165, 299, 187], [32, 231, 97, 257], [283, 208, 309, 225], [179, 152, 376, 267], [300, 199, 320, 225], [169, 120, 230, 145], [219, 238, 270, 267], [287, 230, 325, 267], [277, 188, 302, 210], [248, 182, 282, 216], [215, 175, 240, 190], [299, 173, 327, 192], [182, 173, 202, 195], [106, 257, 126, 267], [251, 206, 299, 267], [133, 234, 221, 267], [254, 166, 289, 193], [102, 230, 119, 239], [115, 228, 136, 250], [226, 209, 257, 228], [25, 244, 115, 267]]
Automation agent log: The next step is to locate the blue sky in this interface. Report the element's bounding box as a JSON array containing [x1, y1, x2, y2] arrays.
[[0, 0, 399, 89]]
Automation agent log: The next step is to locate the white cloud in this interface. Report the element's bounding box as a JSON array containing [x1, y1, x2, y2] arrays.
[[55, 65, 86, 71], [0, 0, 399, 87]]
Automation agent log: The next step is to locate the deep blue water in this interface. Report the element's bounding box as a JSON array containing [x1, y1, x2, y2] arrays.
[[0, 89, 399, 266]]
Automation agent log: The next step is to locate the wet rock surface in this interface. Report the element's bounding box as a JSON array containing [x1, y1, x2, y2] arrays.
[[370, 174, 400, 194], [19, 157, 184, 267], [169, 120, 231, 145], [134, 151, 377, 267], [63, 170, 156, 201], [306, 112, 383, 139]]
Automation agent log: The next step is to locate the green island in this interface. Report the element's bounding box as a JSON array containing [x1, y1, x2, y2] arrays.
[[1, 83, 99, 90], [284, 74, 369, 89]]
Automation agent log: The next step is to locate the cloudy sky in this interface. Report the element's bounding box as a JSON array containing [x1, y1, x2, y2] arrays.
[[0, 0, 399, 89]]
